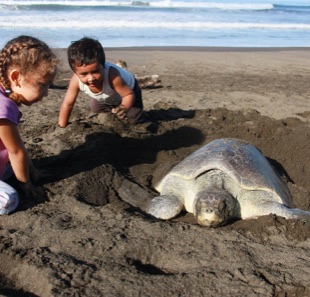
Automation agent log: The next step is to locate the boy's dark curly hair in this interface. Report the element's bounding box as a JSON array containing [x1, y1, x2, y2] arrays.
[[67, 37, 106, 71]]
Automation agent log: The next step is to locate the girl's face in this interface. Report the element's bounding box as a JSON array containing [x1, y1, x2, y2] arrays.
[[11, 70, 56, 106], [74, 62, 104, 90]]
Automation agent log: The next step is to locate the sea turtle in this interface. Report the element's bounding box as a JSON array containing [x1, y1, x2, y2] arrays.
[[119, 138, 310, 227]]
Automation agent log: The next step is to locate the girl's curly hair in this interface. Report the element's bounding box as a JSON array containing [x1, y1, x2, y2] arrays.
[[0, 35, 58, 104]]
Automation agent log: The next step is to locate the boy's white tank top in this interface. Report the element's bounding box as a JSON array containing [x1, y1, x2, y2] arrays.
[[78, 62, 135, 105]]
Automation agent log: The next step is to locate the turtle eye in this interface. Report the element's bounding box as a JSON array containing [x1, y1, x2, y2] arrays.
[[218, 201, 226, 212]]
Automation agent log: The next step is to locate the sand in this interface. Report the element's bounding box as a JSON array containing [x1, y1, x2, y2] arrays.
[[0, 47, 309, 297]]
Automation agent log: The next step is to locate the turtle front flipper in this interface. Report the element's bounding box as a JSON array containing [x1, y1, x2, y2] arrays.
[[264, 203, 310, 222], [147, 195, 184, 220], [118, 180, 183, 220], [239, 192, 310, 222]]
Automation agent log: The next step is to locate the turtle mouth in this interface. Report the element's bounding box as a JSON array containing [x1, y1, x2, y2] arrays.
[[195, 201, 229, 227], [195, 200, 229, 227], [197, 214, 227, 227]]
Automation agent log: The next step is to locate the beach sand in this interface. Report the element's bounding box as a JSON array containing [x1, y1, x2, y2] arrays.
[[0, 47, 309, 296]]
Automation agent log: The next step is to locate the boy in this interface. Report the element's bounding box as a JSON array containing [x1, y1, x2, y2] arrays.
[[58, 37, 145, 128]]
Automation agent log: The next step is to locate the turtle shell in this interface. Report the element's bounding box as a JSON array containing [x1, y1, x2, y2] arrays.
[[156, 138, 291, 206]]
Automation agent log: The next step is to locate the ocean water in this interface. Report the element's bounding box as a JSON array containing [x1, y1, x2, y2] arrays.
[[0, 0, 310, 48]]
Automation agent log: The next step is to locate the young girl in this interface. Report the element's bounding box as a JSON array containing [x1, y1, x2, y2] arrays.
[[58, 37, 145, 127], [0, 35, 58, 214]]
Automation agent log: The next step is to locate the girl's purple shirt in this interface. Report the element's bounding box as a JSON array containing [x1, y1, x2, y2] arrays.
[[0, 86, 22, 179]]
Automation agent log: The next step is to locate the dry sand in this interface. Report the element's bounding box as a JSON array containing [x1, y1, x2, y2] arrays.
[[0, 47, 309, 297]]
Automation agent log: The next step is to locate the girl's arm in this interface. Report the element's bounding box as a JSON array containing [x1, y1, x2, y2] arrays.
[[0, 119, 45, 199], [0, 119, 30, 184], [58, 74, 80, 127]]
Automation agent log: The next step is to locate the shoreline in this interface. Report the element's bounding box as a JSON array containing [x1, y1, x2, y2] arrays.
[[106, 46, 310, 52], [56, 46, 310, 52]]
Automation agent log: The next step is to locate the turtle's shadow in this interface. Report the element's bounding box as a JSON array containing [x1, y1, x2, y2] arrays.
[[266, 157, 293, 183]]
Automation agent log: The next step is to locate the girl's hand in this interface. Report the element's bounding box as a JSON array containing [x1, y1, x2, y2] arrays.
[[30, 167, 41, 182], [30, 168, 51, 182], [18, 181, 47, 202]]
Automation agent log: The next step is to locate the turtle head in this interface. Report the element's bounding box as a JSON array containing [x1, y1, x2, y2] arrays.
[[193, 189, 236, 227]]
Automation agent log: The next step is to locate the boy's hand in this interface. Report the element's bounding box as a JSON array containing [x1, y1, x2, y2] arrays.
[[112, 104, 127, 120]]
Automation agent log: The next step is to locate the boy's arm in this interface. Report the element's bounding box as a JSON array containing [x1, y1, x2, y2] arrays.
[[109, 67, 135, 111], [58, 75, 80, 127]]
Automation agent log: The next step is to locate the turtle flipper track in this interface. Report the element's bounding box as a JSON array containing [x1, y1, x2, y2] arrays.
[[118, 179, 153, 212]]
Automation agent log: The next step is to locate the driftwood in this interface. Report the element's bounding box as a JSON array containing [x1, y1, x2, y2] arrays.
[[116, 59, 162, 89]]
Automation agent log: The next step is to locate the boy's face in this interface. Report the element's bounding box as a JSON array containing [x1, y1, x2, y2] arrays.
[[74, 62, 104, 89]]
